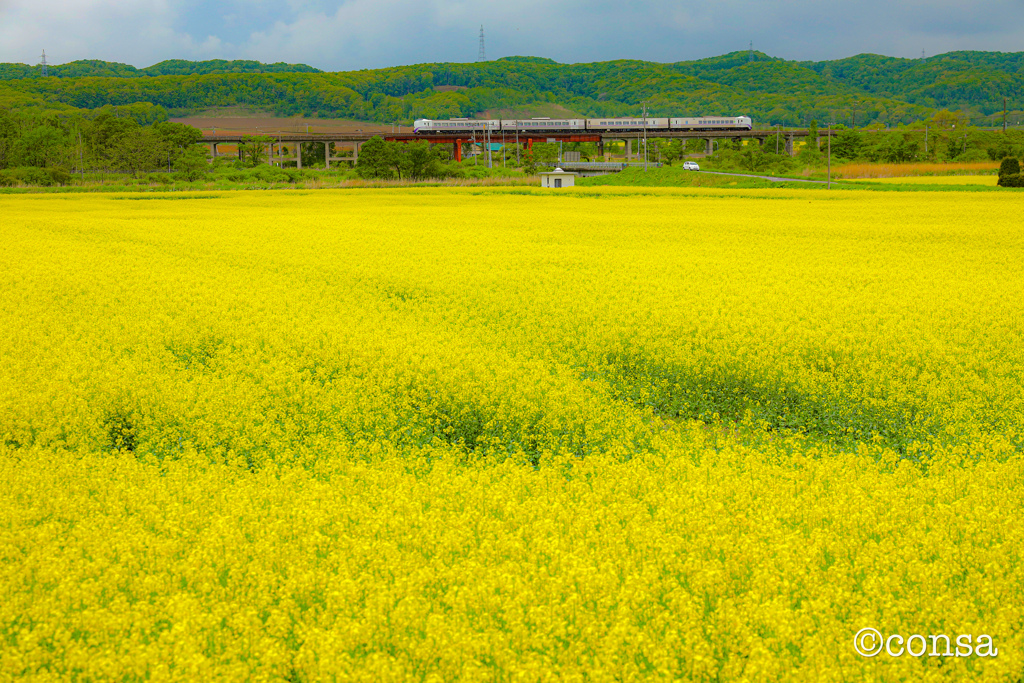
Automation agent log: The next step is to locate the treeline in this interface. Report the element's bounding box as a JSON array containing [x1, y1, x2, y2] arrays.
[[703, 114, 1024, 177], [0, 59, 320, 80], [0, 107, 206, 184], [2, 51, 1022, 127]]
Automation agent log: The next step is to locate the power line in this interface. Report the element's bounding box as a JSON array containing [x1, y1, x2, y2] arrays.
[[478, 25, 486, 62]]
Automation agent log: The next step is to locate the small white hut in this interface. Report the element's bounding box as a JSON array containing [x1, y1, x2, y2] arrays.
[[539, 167, 578, 188]]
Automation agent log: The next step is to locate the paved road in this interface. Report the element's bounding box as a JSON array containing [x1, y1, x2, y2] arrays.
[[696, 170, 832, 184]]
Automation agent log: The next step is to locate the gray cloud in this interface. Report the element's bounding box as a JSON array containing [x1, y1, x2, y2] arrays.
[[1, 0, 1023, 69]]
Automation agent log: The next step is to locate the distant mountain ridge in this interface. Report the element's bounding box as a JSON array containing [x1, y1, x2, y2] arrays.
[[0, 59, 320, 80], [1, 52, 1020, 127]]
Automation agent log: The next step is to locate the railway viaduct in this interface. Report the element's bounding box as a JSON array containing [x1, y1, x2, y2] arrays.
[[200, 128, 840, 167]]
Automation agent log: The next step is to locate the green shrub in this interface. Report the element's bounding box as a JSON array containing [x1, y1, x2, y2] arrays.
[[997, 173, 1024, 188], [0, 166, 71, 187], [998, 157, 1020, 178]]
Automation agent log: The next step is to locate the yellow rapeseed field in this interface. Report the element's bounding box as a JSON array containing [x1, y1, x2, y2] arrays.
[[1, 187, 1022, 682]]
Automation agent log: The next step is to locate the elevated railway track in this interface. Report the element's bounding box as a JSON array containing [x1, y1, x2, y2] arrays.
[[199, 128, 838, 166]]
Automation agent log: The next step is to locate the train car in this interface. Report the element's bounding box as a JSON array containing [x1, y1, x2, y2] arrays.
[[499, 118, 586, 133], [670, 116, 752, 131], [413, 118, 499, 134], [585, 118, 670, 132]]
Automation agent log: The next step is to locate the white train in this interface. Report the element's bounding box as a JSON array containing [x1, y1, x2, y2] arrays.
[[413, 116, 752, 134]]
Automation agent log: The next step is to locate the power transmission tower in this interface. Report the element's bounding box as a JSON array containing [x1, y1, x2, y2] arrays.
[[748, 41, 753, 62], [478, 26, 486, 62], [40, 49, 48, 76]]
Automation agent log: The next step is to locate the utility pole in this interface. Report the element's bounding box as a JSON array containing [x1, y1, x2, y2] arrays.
[[642, 102, 648, 171], [487, 123, 492, 168], [925, 124, 928, 155], [827, 123, 832, 189], [1004, 97, 1008, 133], [776, 124, 780, 154], [515, 122, 520, 165]]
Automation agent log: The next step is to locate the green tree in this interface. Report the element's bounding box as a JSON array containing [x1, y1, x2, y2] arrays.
[[946, 133, 967, 160], [17, 124, 70, 169], [355, 136, 398, 179], [997, 157, 1021, 187], [522, 149, 538, 175], [301, 140, 330, 168], [240, 135, 273, 167], [153, 121, 203, 161], [406, 141, 446, 180], [739, 146, 770, 172], [107, 127, 167, 176], [174, 145, 210, 181], [532, 143, 558, 166], [831, 129, 864, 160], [659, 139, 685, 166], [0, 109, 17, 169]]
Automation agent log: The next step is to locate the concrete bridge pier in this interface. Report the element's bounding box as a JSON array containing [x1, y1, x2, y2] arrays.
[[624, 139, 631, 162], [295, 144, 302, 169], [352, 142, 359, 164], [786, 135, 795, 156], [705, 138, 713, 155], [324, 142, 330, 170], [208, 142, 218, 162]]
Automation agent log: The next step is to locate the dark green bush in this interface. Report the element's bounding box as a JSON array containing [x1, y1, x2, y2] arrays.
[[998, 172, 1024, 188], [998, 157, 1020, 178], [0, 166, 72, 186]]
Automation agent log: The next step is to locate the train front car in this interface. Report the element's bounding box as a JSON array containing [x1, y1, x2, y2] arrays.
[[414, 118, 499, 135], [585, 118, 669, 132]]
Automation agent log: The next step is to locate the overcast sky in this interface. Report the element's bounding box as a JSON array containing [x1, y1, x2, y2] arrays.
[[2, 0, 1022, 70]]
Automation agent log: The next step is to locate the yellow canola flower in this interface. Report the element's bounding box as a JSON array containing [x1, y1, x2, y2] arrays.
[[0, 187, 1022, 681]]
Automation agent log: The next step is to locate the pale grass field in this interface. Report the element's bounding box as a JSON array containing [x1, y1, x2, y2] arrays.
[[834, 161, 1000, 179], [849, 175, 999, 185]]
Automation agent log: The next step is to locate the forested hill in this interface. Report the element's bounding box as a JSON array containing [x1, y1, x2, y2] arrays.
[[801, 51, 1024, 111], [1, 51, 1020, 127], [0, 59, 320, 80]]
